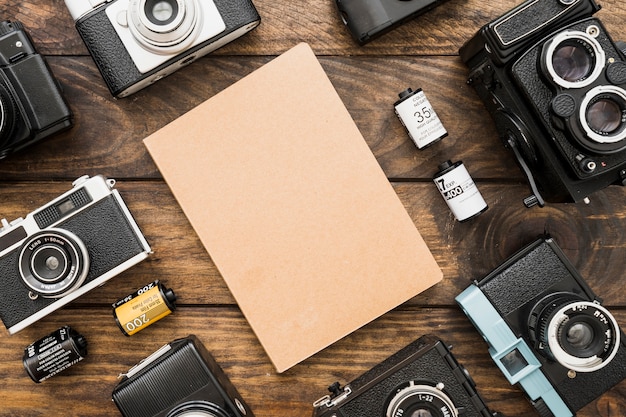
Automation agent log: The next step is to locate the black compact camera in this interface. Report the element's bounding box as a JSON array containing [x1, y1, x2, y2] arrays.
[[456, 236, 626, 416], [0, 175, 152, 335], [335, 0, 450, 45], [460, 0, 626, 206], [64, 0, 261, 98], [0, 20, 73, 160], [312, 334, 497, 417], [113, 335, 254, 417]]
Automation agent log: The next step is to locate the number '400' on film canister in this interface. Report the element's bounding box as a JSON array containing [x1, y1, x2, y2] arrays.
[[394, 88, 448, 149], [434, 160, 488, 222], [112, 280, 177, 336]]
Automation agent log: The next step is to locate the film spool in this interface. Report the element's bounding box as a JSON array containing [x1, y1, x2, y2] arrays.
[[23, 326, 87, 383], [433, 160, 488, 222], [394, 88, 448, 149], [113, 280, 176, 336]]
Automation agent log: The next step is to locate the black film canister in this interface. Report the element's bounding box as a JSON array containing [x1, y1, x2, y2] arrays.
[[23, 326, 88, 383]]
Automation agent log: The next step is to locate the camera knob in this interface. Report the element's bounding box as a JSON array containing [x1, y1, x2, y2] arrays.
[[72, 175, 90, 187]]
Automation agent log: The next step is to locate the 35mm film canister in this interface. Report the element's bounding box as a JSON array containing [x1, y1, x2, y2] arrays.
[[394, 88, 448, 149], [433, 160, 488, 222], [113, 280, 176, 336], [23, 326, 87, 383]]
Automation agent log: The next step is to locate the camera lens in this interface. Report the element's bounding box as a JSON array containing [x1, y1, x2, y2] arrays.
[[18, 229, 89, 298], [580, 85, 626, 149], [386, 382, 457, 417], [544, 30, 605, 89], [552, 41, 593, 83], [531, 294, 620, 372], [128, 0, 200, 53], [144, 0, 178, 25]]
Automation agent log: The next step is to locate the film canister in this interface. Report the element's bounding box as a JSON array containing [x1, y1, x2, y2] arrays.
[[433, 160, 488, 222], [112, 280, 176, 336], [394, 87, 448, 149], [23, 326, 87, 383]]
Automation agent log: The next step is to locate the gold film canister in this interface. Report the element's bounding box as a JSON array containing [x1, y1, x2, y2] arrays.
[[112, 280, 176, 336]]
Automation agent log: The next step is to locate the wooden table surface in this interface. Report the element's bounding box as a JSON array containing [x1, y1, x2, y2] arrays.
[[1, 0, 626, 416]]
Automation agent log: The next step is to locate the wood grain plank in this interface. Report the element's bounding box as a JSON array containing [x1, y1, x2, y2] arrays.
[[0, 307, 624, 417], [0, 181, 624, 308]]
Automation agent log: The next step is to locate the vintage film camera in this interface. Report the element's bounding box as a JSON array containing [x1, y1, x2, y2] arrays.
[[0, 20, 73, 160], [64, 0, 261, 98], [456, 236, 626, 416], [312, 334, 498, 417], [460, 0, 626, 206], [113, 335, 254, 417], [335, 0, 449, 45], [0, 175, 151, 335]]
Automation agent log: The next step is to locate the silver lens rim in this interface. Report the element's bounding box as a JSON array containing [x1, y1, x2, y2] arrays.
[[546, 300, 620, 372], [545, 29, 605, 89], [128, 0, 200, 53], [386, 382, 458, 417], [18, 229, 90, 298], [580, 85, 626, 144]]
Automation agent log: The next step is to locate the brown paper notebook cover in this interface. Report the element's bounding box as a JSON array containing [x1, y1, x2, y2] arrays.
[[144, 43, 442, 372]]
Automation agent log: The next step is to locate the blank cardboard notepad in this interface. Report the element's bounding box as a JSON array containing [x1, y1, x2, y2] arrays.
[[144, 43, 442, 372]]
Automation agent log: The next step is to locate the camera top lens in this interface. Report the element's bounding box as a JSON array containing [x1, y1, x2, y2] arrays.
[[18, 229, 89, 299], [0, 82, 17, 149], [529, 293, 621, 372], [385, 381, 458, 417], [543, 30, 605, 89]]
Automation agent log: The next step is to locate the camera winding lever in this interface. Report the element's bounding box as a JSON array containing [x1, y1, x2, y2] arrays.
[[505, 135, 545, 208]]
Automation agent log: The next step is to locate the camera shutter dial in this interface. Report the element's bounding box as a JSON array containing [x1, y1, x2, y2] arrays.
[[18, 229, 90, 298]]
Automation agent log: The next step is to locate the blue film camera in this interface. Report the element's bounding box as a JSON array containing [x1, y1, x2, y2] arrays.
[[456, 236, 626, 417]]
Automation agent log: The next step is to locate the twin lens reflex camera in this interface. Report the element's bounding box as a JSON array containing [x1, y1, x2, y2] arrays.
[[460, 0, 626, 206], [0, 20, 73, 160], [0, 175, 152, 335], [312, 334, 498, 417], [456, 236, 626, 417], [113, 335, 254, 417], [64, 0, 261, 98]]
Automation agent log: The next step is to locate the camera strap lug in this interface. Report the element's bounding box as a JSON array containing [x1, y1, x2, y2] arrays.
[[312, 384, 352, 408], [619, 169, 626, 186]]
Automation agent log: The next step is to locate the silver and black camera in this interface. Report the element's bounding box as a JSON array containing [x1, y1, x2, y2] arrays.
[[460, 0, 626, 206], [64, 0, 261, 98], [312, 334, 498, 417], [0, 20, 73, 159], [456, 236, 626, 416], [0, 175, 151, 335], [113, 335, 254, 417]]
